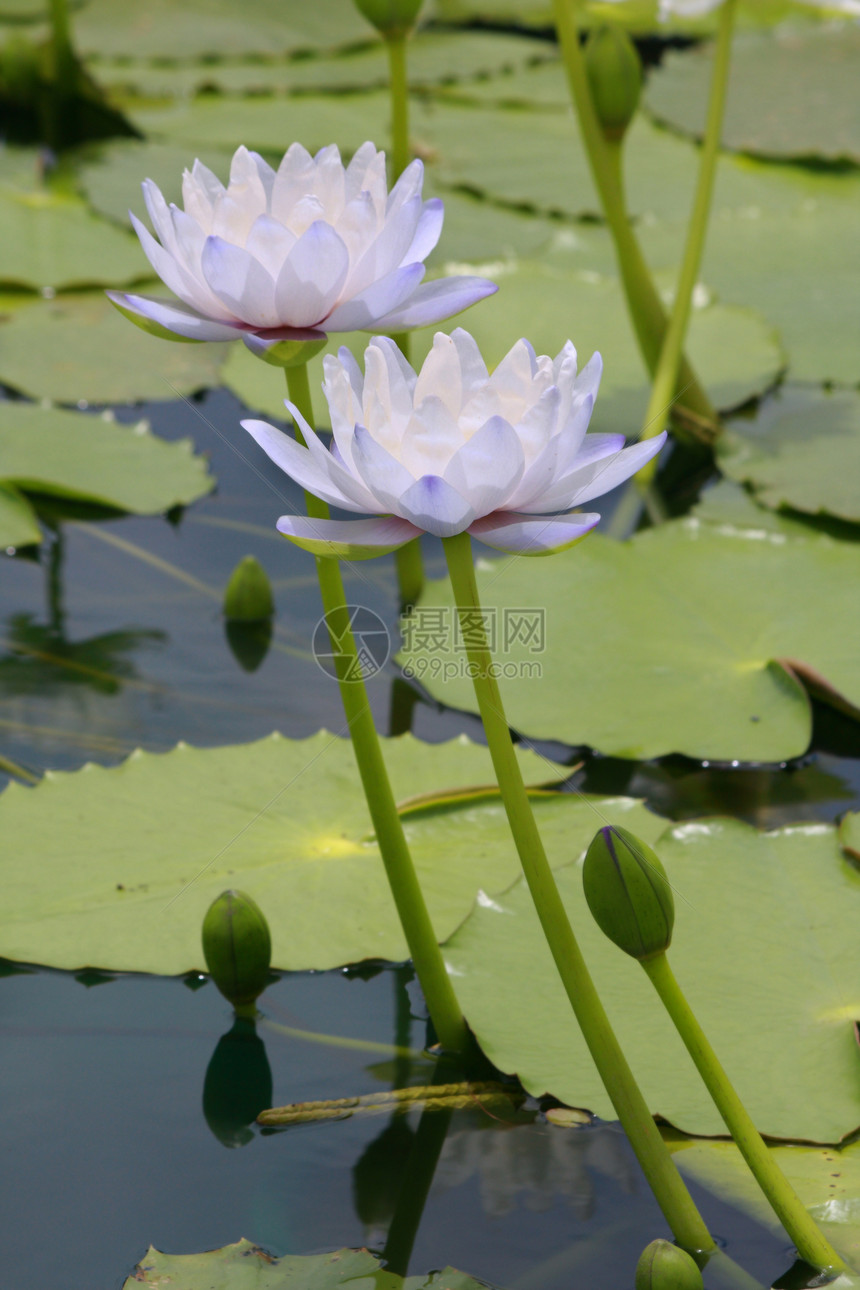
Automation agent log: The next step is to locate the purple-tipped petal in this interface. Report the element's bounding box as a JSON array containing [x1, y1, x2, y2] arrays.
[[396, 475, 475, 538], [373, 275, 498, 331], [522, 431, 669, 513], [323, 262, 426, 332], [242, 418, 369, 513], [106, 291, 243, 341], [201, 236, 277, 327], [469, 510, 600, 556], [403, 198, 444, 264], [351, 423, 416, 511], [275, 513, 422, 559]]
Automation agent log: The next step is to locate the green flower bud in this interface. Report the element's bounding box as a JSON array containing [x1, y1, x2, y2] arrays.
[[584, 25, 642, 143], [223, 555, 274, 623], [353, 0, 423, 38], [635, 1240, 703, 1290], [202, 890, 272, 1008], [582, 825, 674, 961]]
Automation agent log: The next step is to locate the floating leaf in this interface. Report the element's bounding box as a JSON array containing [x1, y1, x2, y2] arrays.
[[0, 290, 227, 402], [0, 187, 148, 291], [123, 1240, 496, 1290], [92, 31, 550, 98], [401, 508, 860, 762], [445, 816, 860, 1141], [0, 480, 40, 547], [646, 27, 860, 165], [0, 403, 214, 520], [0, 729, 673, 974], [671, 1138, 860, 1269], [840, 812, 860, 863], [718, 387, 860, 525], [74, 0, 377, 61]]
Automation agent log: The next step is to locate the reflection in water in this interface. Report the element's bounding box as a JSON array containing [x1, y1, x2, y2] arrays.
[[224, 618, 272, 673], [202, 1016, 273, 1149], [353, 1116, 417, 1247], [435, 1118, 635, 1221]]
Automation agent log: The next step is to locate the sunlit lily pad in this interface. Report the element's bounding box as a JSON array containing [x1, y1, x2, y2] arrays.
[[0, 187, 147, 290], [92, 31, 550, 98], [74, 0, 377, 61], [646, 27, 860, 165], [718, 387, 860, 524], [123, 1240, 495, 1290], [446, 816, 860, 1141], [0, 403, 214, 523], [840, 812, 860, 863], [0, 729, 673, 974], [0, 480, 41, 547], [671, 1138, 860, 1268], [0, 290, 227, 402], [401, 508, 860, 762]]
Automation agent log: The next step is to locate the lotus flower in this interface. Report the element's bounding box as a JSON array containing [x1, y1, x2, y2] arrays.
[[107, 143, 497, 350], [242, 329, 667, 557]]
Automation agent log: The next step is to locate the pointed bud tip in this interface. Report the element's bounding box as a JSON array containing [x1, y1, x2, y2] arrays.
[[583, 824, 674, 961], [202, 889, 272, 1008], [584, 25, 643, 143], [223, 555, 274, 623], [635, 1240, 703, 1290]]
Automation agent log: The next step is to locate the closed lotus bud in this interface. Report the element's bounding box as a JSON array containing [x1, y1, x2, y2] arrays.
[[582, 825, 674, 961], [584, 25, 643, 143], [202, 890, 272, 1008], [223, 555, 274, 623], [635, 1240, 703, 1290], [353, 0, 423, 37]]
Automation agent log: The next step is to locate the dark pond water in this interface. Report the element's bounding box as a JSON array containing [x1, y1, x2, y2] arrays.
[[2, 389, 859, 1289]]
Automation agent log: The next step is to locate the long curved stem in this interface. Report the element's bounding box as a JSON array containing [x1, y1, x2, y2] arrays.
[[637, 0, 737, 486], [285, 364, 468, 1054], [441, 530, 715, 1254], [551, 0, 717, 430], [642, 952, 846, 1275]]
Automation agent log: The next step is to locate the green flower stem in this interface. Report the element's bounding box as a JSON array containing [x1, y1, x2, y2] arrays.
[[285, 363, 468, 1055], [551, 0, 717, 431], [636, 0, 737, 488], [441, 529, 715, 1254], [641, 951, 847, 1275]]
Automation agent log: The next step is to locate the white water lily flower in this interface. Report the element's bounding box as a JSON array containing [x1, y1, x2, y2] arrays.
[[242, 329, 667, 557], [107, 142, 496, 350]]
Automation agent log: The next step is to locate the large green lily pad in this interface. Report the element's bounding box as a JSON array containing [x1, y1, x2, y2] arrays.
[[74, 0, 377, 61], [123, 1240, 495, 1290], [839, 812, 860, 863], [0, 289, 227, 402], [0, 187, 145, 290], [401, 508, 860, 762], [77, 140, 236, 228], [0, 729, 674, 973], [0, 403, 214, 539], [0, 480, 41, 547], [718, 387, 860, 525], [671, 1138, 860, 1269], [646, 26, 860, 165], [92, 30, 550, 98], [446, 816, 860, 1141]]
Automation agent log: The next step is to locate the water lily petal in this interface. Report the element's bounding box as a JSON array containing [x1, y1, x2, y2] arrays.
[[242, 418, 368, 512], [520, 432, 668, 513], [403, 198, 444, 264], [181, 159, 225, 232], [274, 221, 350, 328], [372, 275, 497, 331], [245, 214, 296, 278], [129, 212, 214, 316], [323, 262, 426, 332], [444, 415, 525, 515], [352, 423, 416, 511], [107, 291, 243, 341], [469, 510, 600, 555], [201, 236, 278, 328], [396, 475, 475, 537], [275, 513, 421, 559]]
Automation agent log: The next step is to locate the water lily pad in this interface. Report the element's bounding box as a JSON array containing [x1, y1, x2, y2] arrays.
[[446, 816, 860, 1140], [0, 403, 214, 518], [0, 728, 674, 974], [401, 506, 860, 761], [92, 31, 550, 98], [646, 27, 860, 165], [671, 1138, 860, 1268], [123, 1240, 495, 1290], [74, 0, 377, 61], [0, 290, 227, 402], [718, 386, 860, 524], [0, 480, 40, 546], [840, 812, 860, 863], [0, 187, 147, 290]]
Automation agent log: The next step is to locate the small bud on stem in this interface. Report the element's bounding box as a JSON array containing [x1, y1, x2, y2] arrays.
[[584, 25, 643, 143]]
